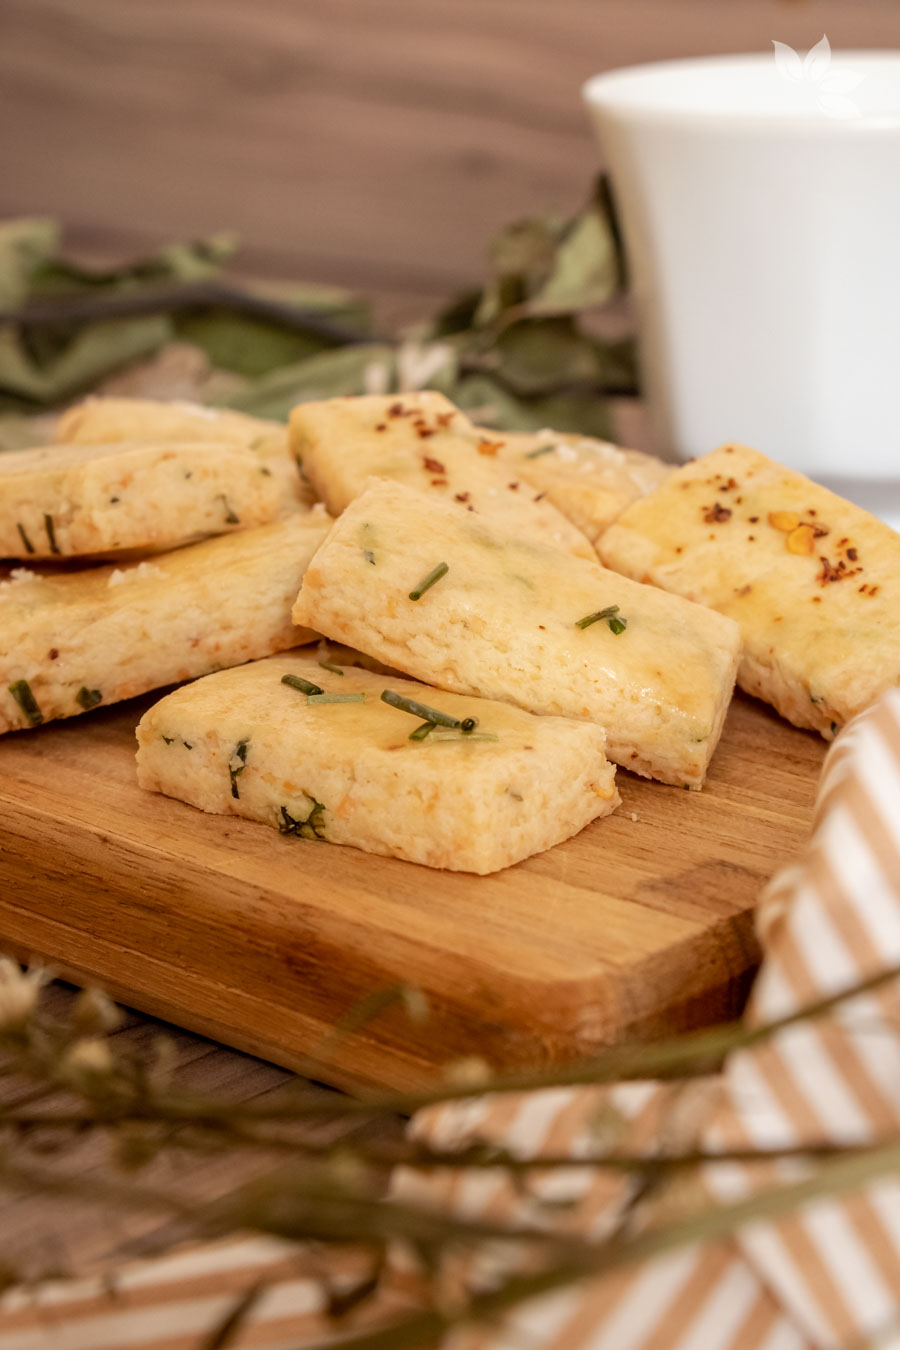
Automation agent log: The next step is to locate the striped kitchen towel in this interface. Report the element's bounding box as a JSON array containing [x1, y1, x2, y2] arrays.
[[391, 688, 900, 1350]]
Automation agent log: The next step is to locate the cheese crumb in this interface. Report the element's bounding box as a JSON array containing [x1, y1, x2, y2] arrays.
[[108, 561, 165, 588], [0, 567, 40, 588]]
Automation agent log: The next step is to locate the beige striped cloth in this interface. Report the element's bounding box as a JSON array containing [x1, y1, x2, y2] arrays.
[[4, 689, 900, 1350]]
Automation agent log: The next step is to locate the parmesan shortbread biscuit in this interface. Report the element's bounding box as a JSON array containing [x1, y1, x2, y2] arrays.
[[0, 439, 306, 560], [289, 392, 596, 559], [600, 443, 900, 739], [0, 511, 329, 735], [58, 395, 316, 509], [136, 653, 619, 874], [293, 480, 740, 787], [481, 429, 672, 545]]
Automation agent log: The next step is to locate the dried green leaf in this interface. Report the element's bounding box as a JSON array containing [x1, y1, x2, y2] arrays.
[[450, 372, 616, 439], [0, 218, 60, 309], [0, 316, 172, 403], [528, 201, 620, 316]]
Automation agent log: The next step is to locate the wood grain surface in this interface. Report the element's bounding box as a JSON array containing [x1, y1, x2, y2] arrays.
[[0, 685, 825, 1093], [2, 1, 900, 299]]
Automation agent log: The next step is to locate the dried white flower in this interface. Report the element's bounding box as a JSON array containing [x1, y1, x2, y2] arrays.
[[62, 1037, 114, 1085], [0, 958, 47, 1031]]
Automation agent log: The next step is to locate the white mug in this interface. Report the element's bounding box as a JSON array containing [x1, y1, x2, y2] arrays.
[[583, 49, 900, 527]]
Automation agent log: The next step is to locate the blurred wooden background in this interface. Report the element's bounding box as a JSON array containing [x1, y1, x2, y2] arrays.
[[2, 0, 900, 311]]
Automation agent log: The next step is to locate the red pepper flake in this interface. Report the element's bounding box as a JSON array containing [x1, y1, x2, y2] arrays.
[[703, 502, 732, 524], [422, 456, 446, 475], [534, 492, 545, 502], [430, 478, 448, 488], [417, 428, 436, 438], [538, 624, 546, 631], [48, 647, 59, 660], [747, 535, 756, 541], [869, 584, 880, 596], [811, 595, 822, 603], [748, 516, 759, 523], [388, 402, 406, 417], [838, 536, 849, 546], [466, 504, 475, 512], [507, 482, 519, 491], [859, 584, 868, 593], [375, 422, 387, 432], [477, 439, 503, 457], [818, 556, 849, 585], [675, 546, 683, 554], [721, 477, 739, 491], [808, 509, 818, 517], [735, 584, 753, 596], [847, 547, 858, 561], [436, 412, 455, 428], [454, 491, 471, 503]]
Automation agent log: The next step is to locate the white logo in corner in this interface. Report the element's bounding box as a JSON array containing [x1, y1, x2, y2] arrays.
[[773, 35, 864, 120]]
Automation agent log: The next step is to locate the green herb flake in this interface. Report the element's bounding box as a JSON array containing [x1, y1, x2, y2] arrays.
[[575, 604, 627, 634], [16, 523, 34, 555], [229, 738, 249, 799], [282, 672, 323, 696], [279, 799, 326, 841], [318, 659, 345, 676], [259, 465, 272, 477], [306, 692, 366, 705], [162, 735, 175, 745], [75, 687, 102, 711], [409, 561, 449, 601], [409, 720, 436, 741], [524, 443, 556, 459], [8, 679, 43, 726], [363, 549, 376, 565], [431, 729, 499, 743], [219, 494, 240, 525], [381, 689, 461, 729], [43, 513, 60, 555]]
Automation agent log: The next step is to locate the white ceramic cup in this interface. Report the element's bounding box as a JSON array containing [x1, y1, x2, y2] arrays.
[[583, 51, 900, 527]]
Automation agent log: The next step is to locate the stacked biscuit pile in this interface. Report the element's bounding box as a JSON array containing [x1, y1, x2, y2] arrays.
[[3, 390, 898, 874]]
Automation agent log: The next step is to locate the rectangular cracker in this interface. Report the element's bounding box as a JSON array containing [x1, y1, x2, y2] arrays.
[[600, 443, 900, 739], [57, 395, 316, 509], [289, 391, 596, 559], [136, 653, 619, 874], [0, 438, 306, 559], [292, 479, 740, 786], [481, 428, 672, 544], [0, 511, 330, 735]]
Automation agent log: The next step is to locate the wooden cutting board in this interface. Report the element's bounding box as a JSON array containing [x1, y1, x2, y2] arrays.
[[0, 691, 825, 1091]]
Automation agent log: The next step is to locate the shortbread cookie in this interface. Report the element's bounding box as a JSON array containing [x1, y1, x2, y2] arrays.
[[600, 443, 900, 739], [482, 429, 672, 544], [292, 479, 740, 787], [57, 395, 315, 509], [136, 653, 619, 874], [0, 438, 306, 559], [289, 392, 596, 559], [0, 511, 329, 734]]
